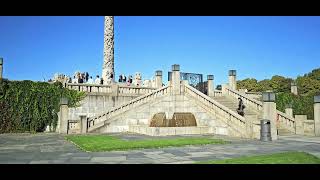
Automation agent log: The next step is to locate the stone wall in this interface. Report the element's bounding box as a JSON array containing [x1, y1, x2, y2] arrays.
[[92, 94, 246, 138], [68, 94, 139, 120], [304, 120, 315, 136]]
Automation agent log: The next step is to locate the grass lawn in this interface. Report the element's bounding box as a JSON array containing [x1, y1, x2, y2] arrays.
[[65, 135, 227, 152], [196, 151, 320, 164]]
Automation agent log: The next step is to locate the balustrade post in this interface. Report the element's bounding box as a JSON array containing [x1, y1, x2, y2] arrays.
[[262, 92, 277, 140], [285, 104, 293, 117], [80, 115, 88, 134], [112, 84, 119, 96], [314, 96, 320, 136], [207, 75, 214, 97], [155, 70, 163, 89], [228, 70, 237, 90], [0, 58, 3, 79], [291, 81, 298, 95], [295, 115, 306, 135], [172, 64, 181, 95], [59, 98, 69, 134]]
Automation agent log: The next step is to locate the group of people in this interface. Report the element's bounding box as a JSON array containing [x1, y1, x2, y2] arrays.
[[50, 72, 105, 85], [118, 74, 133, 85], [71, 72, 104, 85]]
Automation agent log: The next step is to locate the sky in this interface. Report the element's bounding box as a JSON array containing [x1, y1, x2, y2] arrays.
[[0, 16, 320, 86]]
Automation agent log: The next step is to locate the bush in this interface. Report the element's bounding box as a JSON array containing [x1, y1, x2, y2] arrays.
[[0, 79, 86, 133], [276, 92, 315, 119]]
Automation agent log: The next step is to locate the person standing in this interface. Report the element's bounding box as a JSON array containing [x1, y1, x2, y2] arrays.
[[237, 98, 245, 116], [87, 76, 94, 84], [119, 75, 122, 82], [123, 75, 127, 82], [95, 75, 101, 85]]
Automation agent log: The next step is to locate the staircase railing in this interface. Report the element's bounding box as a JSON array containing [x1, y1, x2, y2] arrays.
[[87, 85, 171, 132], [225, 87, 263, 112], [277, 111, 295, 133], [184, 84, 247, 135], [118, 86, 156, 95]]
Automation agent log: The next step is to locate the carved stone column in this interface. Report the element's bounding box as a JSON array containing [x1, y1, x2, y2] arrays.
[[102, 16, 115, 85]]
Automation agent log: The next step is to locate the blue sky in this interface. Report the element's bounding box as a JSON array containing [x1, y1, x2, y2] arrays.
[[0, 16, 320, 85]]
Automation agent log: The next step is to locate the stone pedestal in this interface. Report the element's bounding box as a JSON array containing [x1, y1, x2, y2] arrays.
[[80, 115, 88, 134], [59, 98, 69, 134], [285, 108, 293, 117], [221, 84, 228, 95], [171, 64, 181, 95], [262, 92, 277, 140], [207, 75, 214, 97], [295, 115, 306, 135], [0, 58, 3, 79], [246, 115, 257, 139], [314, 96, 320, 136], [291, 82, 298, 95], [228, 70, 237, 90], [155, 70, 163, 89], [111, 84, 119, 96]]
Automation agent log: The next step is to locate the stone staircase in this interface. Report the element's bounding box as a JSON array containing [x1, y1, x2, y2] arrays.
[[211, 96, 262, 119], [214, 94, 294, 136], [277, 128, 292, 135]]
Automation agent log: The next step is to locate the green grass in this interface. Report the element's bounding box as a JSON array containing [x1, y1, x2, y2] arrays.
[[65, 135, 227, 152], [196, 151, 320, 164]]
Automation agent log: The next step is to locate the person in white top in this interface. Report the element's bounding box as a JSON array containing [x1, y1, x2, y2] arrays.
[[87, 76, 94, 84], [94, 75, 101, 85], [72, 76, 78, 84]]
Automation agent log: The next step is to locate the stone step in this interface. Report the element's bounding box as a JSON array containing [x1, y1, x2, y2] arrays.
[[277, 128, 294, 135], [212, 96, 261, 118]]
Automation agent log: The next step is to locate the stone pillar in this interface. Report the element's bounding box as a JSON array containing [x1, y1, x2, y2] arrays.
[[295, 115, 306, 135], [262, 92, 277, 140], [228, 70, 237, 90], [246, 115, 257, 139], [221, 84, 228, 95], [171, 64, 181, 95], [80, 115, 87, 134], [314, 96, 320, 136], [111, 84, 119, 96], [291, 82, 298, 95], [285, 105, 293, 117], [59, 98, 69, 134], [102, 16, 115, 85], [207, 75, 214, 97], [155, 70, 163, 89], [0, 58, 3, 79]]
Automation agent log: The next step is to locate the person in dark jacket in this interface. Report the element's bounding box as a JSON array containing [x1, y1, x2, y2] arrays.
[[237, 98, 245, 116]]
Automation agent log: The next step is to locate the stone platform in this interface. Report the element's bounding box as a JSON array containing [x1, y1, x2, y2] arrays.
[[128, 125, 213, 136]]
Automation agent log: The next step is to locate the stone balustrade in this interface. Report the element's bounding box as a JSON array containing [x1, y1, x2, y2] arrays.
[[87, 85, 171, 132], [118, 85, 156, 95], [277, 111, 296, 133], [184, 84, 247, 136], [225, 87, 296, 134], [66, 83, 112, 93], [214, 90, 223, 97], [225, 87, 263, 112], [61, 83, 157, 96]]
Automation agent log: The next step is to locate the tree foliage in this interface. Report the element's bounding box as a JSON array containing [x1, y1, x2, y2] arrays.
[[237, 68, 320, 119], [0, 79, 86, 133]]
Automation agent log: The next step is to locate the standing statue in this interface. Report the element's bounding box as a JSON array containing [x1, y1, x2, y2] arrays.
[[133, 72, 142, 86]]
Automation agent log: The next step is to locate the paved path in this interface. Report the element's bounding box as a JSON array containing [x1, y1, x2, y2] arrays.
[[0, 133, 320, 164]]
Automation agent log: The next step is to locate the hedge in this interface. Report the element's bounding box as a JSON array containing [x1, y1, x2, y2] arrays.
[[0, 79, 86, 133]]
